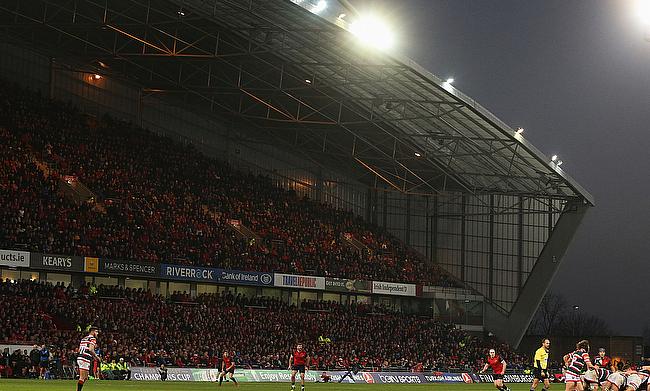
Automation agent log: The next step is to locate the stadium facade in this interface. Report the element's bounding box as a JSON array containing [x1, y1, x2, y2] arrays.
[[0, 0, 593, 347]]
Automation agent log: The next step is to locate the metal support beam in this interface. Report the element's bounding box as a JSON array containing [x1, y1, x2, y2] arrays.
[[484, 200, 590, 348]]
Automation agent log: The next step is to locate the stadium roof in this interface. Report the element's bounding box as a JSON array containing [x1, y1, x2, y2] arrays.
[[0, 0, 594, 205]]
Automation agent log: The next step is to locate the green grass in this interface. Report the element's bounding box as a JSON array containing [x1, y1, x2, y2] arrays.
[[0, 379, 541, 391]]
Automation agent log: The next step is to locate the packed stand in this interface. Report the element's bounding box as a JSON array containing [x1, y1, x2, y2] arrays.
[[0, 279, 526, 379], [0, 79, 459, 286]]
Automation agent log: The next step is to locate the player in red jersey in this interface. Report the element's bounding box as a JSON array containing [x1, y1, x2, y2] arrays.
[[218, 351, 238, 387], [289, 344, 310, 391], [76, 327, 101, 391], [481, 349, 511, 391]]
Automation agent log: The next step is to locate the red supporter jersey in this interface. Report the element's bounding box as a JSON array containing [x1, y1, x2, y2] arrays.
[[293, 351, 307, 366], [487, 355, 505, 374]]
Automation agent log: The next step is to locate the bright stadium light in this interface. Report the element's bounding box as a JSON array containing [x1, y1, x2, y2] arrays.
[[515, 127, 524, 135], [312, 0, 327, 14], [636, 0, 650, 25], [551, 155, 558, 162], [557, 160, 563, 166], [414, 152, 421, 157], [446, 78, 454, 84], [349, 15, 395, 50]]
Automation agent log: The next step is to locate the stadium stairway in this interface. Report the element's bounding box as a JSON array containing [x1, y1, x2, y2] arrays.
[[342, 233, 368, 254], [28, 146, 106, 213]]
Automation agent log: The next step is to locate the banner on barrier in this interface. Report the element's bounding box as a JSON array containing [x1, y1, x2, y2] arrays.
[[371, 280, 417, 296], [274, 273, 325, 290], [477, 373, 535, 383], [129, 368, 537, 383], [0, 249, 29, 268], [31, 253, 83, 272], [160, 264, 218, 282], [325, 278, 371, 293], [218, 270, 273, 286], [99, 259, 159, 277]]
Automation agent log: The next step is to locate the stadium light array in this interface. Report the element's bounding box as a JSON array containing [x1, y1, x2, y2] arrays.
[[637, 0, 650, 25], [349, 15, 395, 50], [312, 0, 327, 14]]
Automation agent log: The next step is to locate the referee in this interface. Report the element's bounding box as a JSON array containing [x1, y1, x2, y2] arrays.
[[530, 338, 551, 391]]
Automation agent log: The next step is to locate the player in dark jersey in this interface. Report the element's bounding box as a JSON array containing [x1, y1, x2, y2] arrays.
[[564, 340, 597, 391], [76, 327, 101, 391], [218, 351, 238, 387], [595, 348, 612, 371], [481, 349, 511, 391], [289, 344, 310, 391]]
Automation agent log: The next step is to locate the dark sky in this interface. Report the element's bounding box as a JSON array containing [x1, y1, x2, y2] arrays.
[[352, 0, 650, 336]]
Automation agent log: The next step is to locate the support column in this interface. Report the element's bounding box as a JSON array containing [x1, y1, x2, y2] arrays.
[[460, 194, 466, 281], [484, 200, 590, 348]]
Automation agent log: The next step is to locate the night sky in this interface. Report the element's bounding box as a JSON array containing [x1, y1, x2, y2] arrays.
[[351, 0, 650, 336]]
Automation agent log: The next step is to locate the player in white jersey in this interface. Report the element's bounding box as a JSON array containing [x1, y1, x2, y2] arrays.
[[624, 366, 650, 391], [602, 362, 631, 391], [77, 327, 101, 391]]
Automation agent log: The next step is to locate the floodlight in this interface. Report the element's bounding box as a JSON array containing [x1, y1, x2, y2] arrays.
[[349, 15, 395, 50], [446, 78, 454, 84], [551, 155, 558, 162], [637, 0, 650, 25], [515, 127, 524, 135], [312, 0, 327, 14]]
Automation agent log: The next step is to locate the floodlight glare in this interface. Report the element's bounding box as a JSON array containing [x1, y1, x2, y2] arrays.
[[637, 0, 650, 25], [349, 15, 395, 50], [557, 160, 563, 166], [551, 155, 558, 162], [312, 0, 327, 14], [414, 152, 421, 157], [515, 127, 524, 135], [446, 78, 454, 84]]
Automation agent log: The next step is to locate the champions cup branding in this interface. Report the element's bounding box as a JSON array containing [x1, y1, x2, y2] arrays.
[[0, 250, 29, 267]]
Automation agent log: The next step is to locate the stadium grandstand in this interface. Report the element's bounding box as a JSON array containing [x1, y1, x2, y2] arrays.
[[0, 0, 594, 385]]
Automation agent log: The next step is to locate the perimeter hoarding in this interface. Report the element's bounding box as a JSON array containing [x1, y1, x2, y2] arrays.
[[99, 259, 160, 277], [274, 273, 325, 290], [30, 253, 84, 272], [0, 249, 29, 268], [325, 277, 371, 293], [160, 264, 218, 282], [218, 270, 273, 286], [371, 280, 417, 296], [130, 368, 535, 383]]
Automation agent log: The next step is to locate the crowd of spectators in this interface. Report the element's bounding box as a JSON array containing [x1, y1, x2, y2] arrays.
[[0, 79, 458, 287], [0, 279, 527, 379]]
